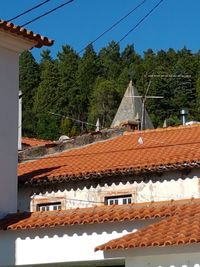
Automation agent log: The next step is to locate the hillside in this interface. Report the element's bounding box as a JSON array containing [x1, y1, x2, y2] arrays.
[[20, 42, 200, 140]]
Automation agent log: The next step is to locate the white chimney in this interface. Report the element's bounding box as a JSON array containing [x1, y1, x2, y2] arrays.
[[18, 90, 22, 150]]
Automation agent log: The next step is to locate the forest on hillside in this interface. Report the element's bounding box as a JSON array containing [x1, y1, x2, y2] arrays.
[[19, 41, 200, 140]]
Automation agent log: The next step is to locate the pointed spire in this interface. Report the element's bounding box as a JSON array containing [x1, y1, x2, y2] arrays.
[[111, 81, 153, 129], [163, 119, 167, 128], [95, 118, 100, 132]]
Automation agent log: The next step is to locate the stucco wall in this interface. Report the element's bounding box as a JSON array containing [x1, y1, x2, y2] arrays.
[[0, 32, 34, 216], [18, 168, 200, 212], [104, 244, 200, 267], [125, 248, 200, 267], [0, 46, 19, 216], [0, 220, 152, 266]]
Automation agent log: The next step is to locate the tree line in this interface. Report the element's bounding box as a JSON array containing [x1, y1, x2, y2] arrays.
[[19, 41, 200, 140]]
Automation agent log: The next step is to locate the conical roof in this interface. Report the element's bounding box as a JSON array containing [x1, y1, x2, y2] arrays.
[[111, 80, 154, 129]]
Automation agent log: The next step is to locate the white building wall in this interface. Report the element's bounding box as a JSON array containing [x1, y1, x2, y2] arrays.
[[0, 32, 35, 216], [18, 168, 200, 212], [105, 244, 200, 267], [0, 46, 19, 216], [0, 220, 151, 266], [125, 249, 200, 267]]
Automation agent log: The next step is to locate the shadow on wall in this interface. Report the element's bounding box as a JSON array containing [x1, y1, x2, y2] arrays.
[[0, 231, 16, 265], [18, 166, 62, 184]]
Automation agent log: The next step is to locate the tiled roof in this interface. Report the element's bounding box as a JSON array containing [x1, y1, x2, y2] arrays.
[[95, 199, 200, 251], [18, 125, 200, 184], [22, 137, 53, 147], [0, 19, 53, 48], [0, 199, 188, 231]]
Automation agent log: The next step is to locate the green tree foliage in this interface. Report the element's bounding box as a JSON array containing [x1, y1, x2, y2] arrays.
[[88, 79, 120, 128], [19, 51, 40, 136], [57, 45, 79, 116], [99, 41, 121, 80], [34, 54, 60, 140], [196, 75, 200, 120], [75, 44, 98, 122]]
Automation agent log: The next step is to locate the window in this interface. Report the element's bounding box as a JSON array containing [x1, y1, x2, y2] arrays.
[[37, 202, 62, 211], [105, 195, 132, 205]]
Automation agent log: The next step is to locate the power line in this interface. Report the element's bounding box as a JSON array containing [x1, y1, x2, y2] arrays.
[[8, 0, 52, 22], [21, 0, 74, 27], [147, 74, 192, 78], [116, 0, 165, 46], [78, 0, 148, 55], [48, 111, 98, 128]]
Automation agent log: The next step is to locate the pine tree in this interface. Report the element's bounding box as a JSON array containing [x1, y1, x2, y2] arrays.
[[75, 44, 98, 123], [57, 45, 79, 117], [98, 41, 121, 80], [19, 51, 40, 136], [88, 79, 120, 128], [172, 47, 197, 119], [34, 57, 60, 140]]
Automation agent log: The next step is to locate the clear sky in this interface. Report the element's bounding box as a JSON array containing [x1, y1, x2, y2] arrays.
[[1, 0, 200, 61]]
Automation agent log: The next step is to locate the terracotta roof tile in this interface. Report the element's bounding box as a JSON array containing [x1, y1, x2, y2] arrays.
[[22, 137, 53, 147], [95, 199, 200, 251], [0, 19, 53, 48], [18, 125, 200, 184], [0, 198, 192, 231]]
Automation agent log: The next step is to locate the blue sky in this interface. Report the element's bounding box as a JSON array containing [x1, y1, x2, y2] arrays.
[[1, 0, 200, 61]]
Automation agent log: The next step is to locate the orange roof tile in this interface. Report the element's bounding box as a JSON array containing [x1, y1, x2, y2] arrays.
[[22, 137, 53, 147], [18, 125, 200, 185], [0, 199, 189, 231], [95, 199, 200, 251], [0, 19, 53, 48]]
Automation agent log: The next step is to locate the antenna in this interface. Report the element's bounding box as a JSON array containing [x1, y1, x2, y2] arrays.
[[126, 79, 163, 130]]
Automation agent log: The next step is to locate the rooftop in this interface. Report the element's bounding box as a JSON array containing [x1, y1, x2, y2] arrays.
[[21, 137, 54, 148], [18, 124, 200, 185], [96, 198, 200, 251]]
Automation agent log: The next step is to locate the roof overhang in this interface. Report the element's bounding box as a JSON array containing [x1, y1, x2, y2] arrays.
[[0, 19, 54, 51]]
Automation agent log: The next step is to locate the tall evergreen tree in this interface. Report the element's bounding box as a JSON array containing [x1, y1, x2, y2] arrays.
[[196, 75, 200, 120], [98, 41, 121, 80], [172, 47, 197, 118], [88, 79, 120, 128], [19, 51, 40, 136], [75, 44, 98, 122], [34, 57, 60, 140], [57, 45, 79, 116]]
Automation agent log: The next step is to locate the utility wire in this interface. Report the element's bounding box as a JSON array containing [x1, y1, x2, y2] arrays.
[[116, 0, 165, 46], [78, 0, 148, 55], [49, 111, 98, 128], [21, 0, 74, 27], [8, 0, 52, 22]]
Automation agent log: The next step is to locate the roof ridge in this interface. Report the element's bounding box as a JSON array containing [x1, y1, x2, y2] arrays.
[[124, 124, 200, 136], [1, 197, 200, 231], [5, 197, 200, 217]]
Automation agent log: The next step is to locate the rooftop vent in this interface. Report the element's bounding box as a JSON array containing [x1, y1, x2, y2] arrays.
[[180, 109, 188, 125]]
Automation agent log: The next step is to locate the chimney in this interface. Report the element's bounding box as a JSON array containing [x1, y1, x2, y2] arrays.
[[180, 109, 188, 125]]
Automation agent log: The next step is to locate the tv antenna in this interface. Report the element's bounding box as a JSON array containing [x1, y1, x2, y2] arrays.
[[126, 79, 163, 130]]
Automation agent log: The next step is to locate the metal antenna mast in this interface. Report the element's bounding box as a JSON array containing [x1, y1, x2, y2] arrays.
[[126, 79, 163, 130]]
